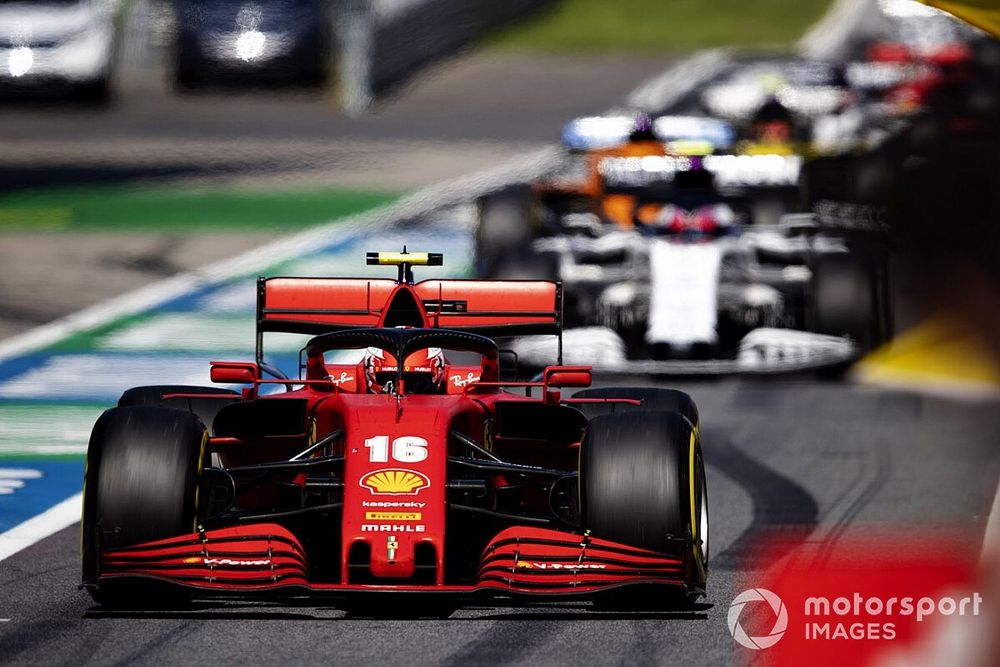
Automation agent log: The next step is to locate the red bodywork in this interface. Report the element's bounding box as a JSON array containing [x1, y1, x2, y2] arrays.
[[91, 267, 697, 602]]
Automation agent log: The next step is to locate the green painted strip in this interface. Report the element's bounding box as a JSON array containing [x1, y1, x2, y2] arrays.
[[0, 185, 401, 232], [0, 405, 106, 456], [0, 454, 86, 462], [488, 0, 832, 52]]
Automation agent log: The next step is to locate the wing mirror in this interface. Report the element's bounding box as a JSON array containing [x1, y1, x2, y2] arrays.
[[543, 366, 592, 388], [210, 361, 259, 384]]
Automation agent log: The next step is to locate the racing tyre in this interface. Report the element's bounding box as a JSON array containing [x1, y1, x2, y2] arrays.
[[172, 59, 200, 92], [82, 406, 208, 607], [570, 387, 698, 429], [490, 246, 559, 282], [474, 186, 538, 278], [808, 252, 891, 353], [580, 410, 708, 603], [118, 385, 238, 434]]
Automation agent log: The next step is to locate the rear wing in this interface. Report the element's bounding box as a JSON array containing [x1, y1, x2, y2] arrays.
[[256, 276, 563, 362], [561, 114, 736, 151]]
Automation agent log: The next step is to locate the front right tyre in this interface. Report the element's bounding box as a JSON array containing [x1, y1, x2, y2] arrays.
[[81, 406, 208, 606]]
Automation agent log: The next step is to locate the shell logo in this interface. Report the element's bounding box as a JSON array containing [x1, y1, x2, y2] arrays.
[[360, 468, 430, 495]]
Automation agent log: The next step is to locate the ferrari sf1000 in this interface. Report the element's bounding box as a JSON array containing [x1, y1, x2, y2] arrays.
[[81, 250, 709, 612]]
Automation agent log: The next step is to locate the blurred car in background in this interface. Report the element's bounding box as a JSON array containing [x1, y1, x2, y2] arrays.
[[522, 209, 891, 373], [475, 149, 892, 374], [0, 0, 119, 101], [529, 113, 804, 243], [698, 58, 851, 134], [173, 0, 331, 90]]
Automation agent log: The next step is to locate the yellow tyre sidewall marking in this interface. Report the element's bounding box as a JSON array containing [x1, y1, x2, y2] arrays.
[[689, 426, 707, 580], [193, 429, 208, 532], [80, 455, 90, 568]]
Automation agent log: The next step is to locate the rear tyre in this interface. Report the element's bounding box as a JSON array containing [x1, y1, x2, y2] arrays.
[[490, 246, 559, 282], [808, 252, 891, 353], [475, 186, 538, 278], [570, 387, 698, 429], [580, 410, 708, 601], [82, 406, 208, 607], [118, 385, 238, 434], [172, 60, 199, 92]]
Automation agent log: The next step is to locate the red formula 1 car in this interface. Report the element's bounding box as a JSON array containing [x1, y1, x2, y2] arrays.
[[81, 250, 709, 611]]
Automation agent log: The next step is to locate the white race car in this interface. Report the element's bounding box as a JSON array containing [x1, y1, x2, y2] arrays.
[[489, 205, 892, 375]]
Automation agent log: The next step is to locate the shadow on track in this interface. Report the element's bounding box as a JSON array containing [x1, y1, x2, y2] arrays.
[[83, 608, 321, 621], [707, 437, 820, 571], [82, 601, 712, 622]]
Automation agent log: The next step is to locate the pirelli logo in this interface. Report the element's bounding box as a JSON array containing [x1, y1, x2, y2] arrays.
[[364, 511, 422, 521]]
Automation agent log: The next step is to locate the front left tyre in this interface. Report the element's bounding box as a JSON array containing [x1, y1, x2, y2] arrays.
[[579, 409, 708, 603]]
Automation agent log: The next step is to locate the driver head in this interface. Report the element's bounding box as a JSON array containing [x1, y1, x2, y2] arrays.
[[363, 346, 445, 394], [629, 111, 657, 142]]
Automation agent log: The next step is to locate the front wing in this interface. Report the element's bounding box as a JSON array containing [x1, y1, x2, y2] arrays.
[[93, 524, 688, 600], [510, 326, 858, 376]]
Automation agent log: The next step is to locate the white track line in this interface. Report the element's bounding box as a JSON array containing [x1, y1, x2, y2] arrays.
[[799, 0, 879, 59], [626, 48, 732, 111], [983, 480, 1000, 563], [0, 492, 81, 561]]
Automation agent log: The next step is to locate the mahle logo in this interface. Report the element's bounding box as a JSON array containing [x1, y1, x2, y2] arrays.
[[727, 588, 789, 650]]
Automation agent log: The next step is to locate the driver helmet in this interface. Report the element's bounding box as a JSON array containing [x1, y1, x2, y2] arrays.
[[640, 202, 737, 235], [628, 111, 658, 142], [751, 96, 794, 142], [363, 346, 446, 394]]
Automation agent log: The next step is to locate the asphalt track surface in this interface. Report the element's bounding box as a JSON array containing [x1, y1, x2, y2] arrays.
[[0, 50, 671, 192], [1, 377, 998, 665]]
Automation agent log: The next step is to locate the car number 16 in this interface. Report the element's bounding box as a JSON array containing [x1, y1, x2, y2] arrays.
[[364, 435, 429, 463]]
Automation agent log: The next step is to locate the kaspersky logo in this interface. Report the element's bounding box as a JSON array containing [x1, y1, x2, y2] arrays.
[[728, 588, 789, 650], [360, 468, 429, 495]]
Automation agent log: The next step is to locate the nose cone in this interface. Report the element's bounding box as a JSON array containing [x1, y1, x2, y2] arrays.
[[338, 397, 455, 584]]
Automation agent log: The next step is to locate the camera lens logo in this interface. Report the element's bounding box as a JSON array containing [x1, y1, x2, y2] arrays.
[[727, 588, 788, 650]]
